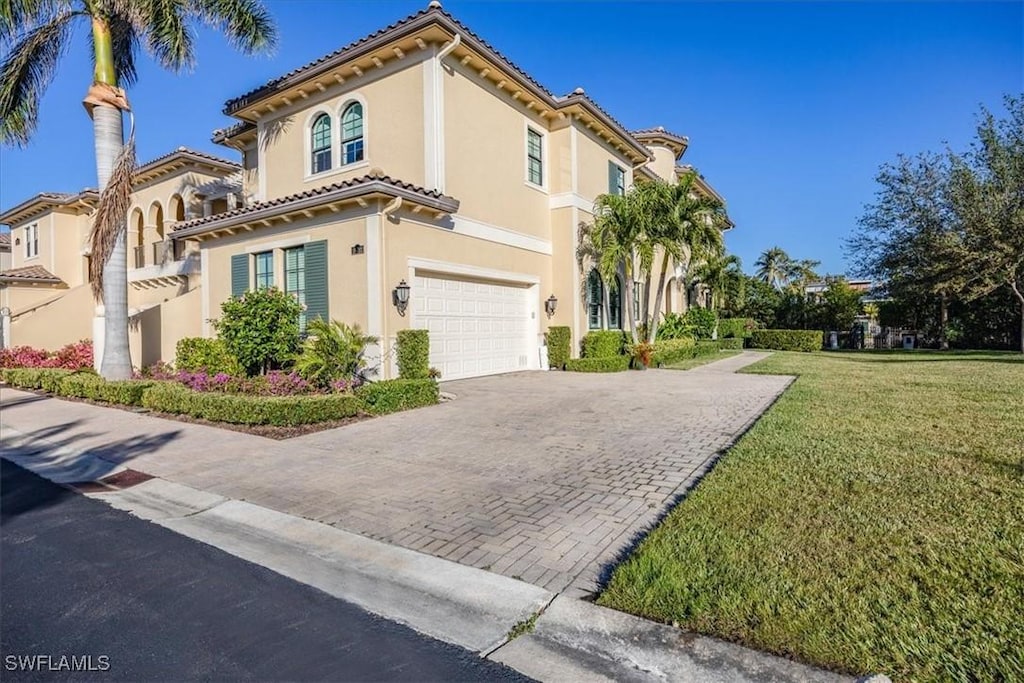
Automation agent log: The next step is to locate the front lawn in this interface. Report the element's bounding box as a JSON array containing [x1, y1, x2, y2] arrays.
[[664, 349, 742, 371], [598, 351, 1024, 680]]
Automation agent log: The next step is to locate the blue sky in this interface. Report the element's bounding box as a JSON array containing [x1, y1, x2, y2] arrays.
[[1, 1, 1020, 275]]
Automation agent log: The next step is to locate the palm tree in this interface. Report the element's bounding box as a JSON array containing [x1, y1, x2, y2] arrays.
[[755, 246, 793, 290], [786, 258, 821, 294], [645, 172, 728, 342], [1, 0, 276, 379], [694, 253, 743, 311]]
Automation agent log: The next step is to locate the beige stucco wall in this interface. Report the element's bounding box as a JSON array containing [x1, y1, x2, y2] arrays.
[[259, 57, 427, 200], [442, 60, 551, 239], [1, 247, 11, 272], [128, 287, 202, 367], [645, 144, 678, 181], [8, 284, 92, 349], [127, 169, 227, 264], [575, 126, 635, 203]]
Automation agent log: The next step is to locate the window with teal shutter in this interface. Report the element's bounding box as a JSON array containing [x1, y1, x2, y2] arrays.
[[608, 162, 625, 196], [301, 240, 329, 329], [587, 269, 603, 330], [231, 253, 249, 297]]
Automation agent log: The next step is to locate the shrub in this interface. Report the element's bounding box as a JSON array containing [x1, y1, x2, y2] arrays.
[[717, 337, 745, 350], [695, 340, 721, 356], [56, 372, 104, 398], [1, 367, 75, 389], [356, 379, 439, 415], [292, 319, 377, 388], [581, 330, 626, 358], [718, 318, 756, 339], [92, 380, 153, 406], [750, 329, 823, 352], [396, 329, 430, 379], [0, 340, 93, 369], [565, 356, 631, 373], [656, 313, 692, 341], [213, 287, 303, 375], [141, 382, 363, 426], [546, 326, 571, 370], [39, 369, 76, 393], [175, 338, 244, 375], [650, 337, 697, 367], [628, 340, 655, 368], [684, 308, 718, 340]]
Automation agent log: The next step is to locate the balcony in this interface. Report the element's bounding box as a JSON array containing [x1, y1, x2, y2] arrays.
[[128, 240, 198, 288]]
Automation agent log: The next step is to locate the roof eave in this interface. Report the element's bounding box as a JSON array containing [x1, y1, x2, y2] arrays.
[[0, 191, 99, 227]]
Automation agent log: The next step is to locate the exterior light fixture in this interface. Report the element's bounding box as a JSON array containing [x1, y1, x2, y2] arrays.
[[393, 279, 411, 316], [544, 294, 558, 318], [351, 244, 365, 255]]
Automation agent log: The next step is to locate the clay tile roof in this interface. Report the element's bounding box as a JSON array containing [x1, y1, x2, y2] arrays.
[[137, 147, 240, 174], [172, 173, 459, 237], [632, 126, 689, 142], [0, 265, 63, 283], [0, 232, 10, 248], [211, 121, 256, 144]]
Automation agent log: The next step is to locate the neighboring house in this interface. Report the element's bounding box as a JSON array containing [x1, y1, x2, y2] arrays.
[[0, 2, 729, 378], [805, 278, 873, 298]]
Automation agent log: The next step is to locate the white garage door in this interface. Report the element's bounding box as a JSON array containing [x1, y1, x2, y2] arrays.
[[412, 272, 532, 380]]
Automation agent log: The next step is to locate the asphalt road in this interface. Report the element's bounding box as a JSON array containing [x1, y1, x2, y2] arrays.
[[0, 459, 532, 682]]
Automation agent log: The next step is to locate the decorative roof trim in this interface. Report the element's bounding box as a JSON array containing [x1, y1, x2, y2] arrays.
[[675, 165, 725, 204], [172, 174, 459, 238], [0, 190, 99, 227], [133, 147, 240, 185], [0, 265, 65, 284], [633, 126, 690, 158]]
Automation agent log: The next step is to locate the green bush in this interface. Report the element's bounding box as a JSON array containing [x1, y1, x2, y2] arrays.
[[581, 330, 627, 358], [684, 308, 718, 339], [93, 380, 153, 406], [141, 383, 363, 426], [292, 319, 377, 388], [175, 338, 244, 375], [651, 337, 697, 367], [213, 287, 303, 375], [717, 337, 745, 350], [695, 340, 721, 355], [396, 329, 430, 379], [656, 312, 692, 340], [719, 318, 756, 339], [546, 326, 571, 369], [56, 373, 105, 399], [1, 367, 74, 390], [356, 378, 439, 415], [565, 356, 631, 373], [750, 329, 823, 352]]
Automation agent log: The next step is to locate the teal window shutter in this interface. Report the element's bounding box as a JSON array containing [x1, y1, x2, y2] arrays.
[[608, 161, 617, 195], [231, 253, 249, 297], [303, 240, 329, 323]]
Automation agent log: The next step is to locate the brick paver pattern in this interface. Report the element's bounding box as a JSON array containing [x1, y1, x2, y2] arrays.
[[1, 351, 791, 594]]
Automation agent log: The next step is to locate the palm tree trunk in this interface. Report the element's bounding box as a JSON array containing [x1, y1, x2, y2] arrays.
[[647, 252, 670, 343], [620, 262, 637, 344], [91, 17, 132, 379]]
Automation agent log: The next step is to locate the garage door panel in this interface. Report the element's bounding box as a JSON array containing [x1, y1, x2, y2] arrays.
[[412, 272, 532, 381]]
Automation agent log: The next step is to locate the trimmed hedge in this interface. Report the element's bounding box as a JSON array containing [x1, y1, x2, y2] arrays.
[[581, 330, 627, 358], [176, 337, 244, 375], [696, 341, 721, 355], [651, 337, 697, 367], [356, 379, 439, 415], [141, 382, 364, 426], [396, 329, 430, 379], [565, 356, 631, 373], [717, 337, 745, 350], [750, 329, 823, 352], [546, 326, 571, 370], [719, 318, 756, 339], [1, 367, 75, 390]]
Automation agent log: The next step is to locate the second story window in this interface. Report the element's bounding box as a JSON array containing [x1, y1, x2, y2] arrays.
[[341, 102, 364, 165], [311, 113, 332, 175], [25, 223, 38, 258], [254, 251, 274, 289], [609, 162, 625, 196], [527, 128, 543, 186]]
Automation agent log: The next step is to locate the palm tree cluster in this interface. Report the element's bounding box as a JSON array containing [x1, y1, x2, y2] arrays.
[[753, 246, 821, 293], [1, 0, 277, 379], [578, 171, 732, 343]]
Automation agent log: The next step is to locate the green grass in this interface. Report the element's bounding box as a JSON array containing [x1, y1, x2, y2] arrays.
[[598, 350, 1024, 681], [664, 349, 742, 371]]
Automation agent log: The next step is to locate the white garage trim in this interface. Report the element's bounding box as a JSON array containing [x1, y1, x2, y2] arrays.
[[406, 257, 540, 285]]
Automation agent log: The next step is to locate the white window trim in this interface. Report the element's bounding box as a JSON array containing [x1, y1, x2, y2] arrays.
[[523, 120, 548, 193], [24, 223, 39, 260], [338, 95, 368, 168], [303, 107, 335, 181]]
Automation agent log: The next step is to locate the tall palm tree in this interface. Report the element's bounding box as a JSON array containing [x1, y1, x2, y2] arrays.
[[645, 173, 728, 342], [755, 246, 793, 290], [785, 258, 821, 294], [1, 0, 276, 379], [694, 253, 742, 311]]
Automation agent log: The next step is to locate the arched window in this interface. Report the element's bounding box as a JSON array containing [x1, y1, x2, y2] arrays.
[[311, 113, 332, 174], [341, 102, 364, 165], [587, 269, 603, 330]]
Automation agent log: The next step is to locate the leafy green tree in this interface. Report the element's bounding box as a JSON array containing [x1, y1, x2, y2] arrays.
[[694, 253, 743, 311], [785, 258, 821, 294], [737, 275, 780, 327], [820, 278, 863, 330], [1, 0, 276, 378], [292, 319, 378, 388], [754, 246, 793, 290], [214, 288, 302, 376]]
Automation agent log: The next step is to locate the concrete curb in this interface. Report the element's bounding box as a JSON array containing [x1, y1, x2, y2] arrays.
[[492, 596, 852, 682]]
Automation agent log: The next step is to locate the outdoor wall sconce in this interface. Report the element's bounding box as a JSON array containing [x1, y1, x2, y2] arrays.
[[545, 294, 558, 318], [351, 244, 365, 255], [393, 279, 411, 316]]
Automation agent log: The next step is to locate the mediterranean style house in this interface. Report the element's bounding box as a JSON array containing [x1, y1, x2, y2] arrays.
[[0, 1, 728, 380]]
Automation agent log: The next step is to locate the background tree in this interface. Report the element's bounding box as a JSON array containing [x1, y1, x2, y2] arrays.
[[819, 278, 864, 330], [785, 258, 821, 294], [694, 253, 742, 311], [1, 0, 276, 378], [736, 275, 780, 327], [754, 246, 793, 289]]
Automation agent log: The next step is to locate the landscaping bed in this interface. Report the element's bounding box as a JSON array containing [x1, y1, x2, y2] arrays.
[[598, 351, 1024, 680]]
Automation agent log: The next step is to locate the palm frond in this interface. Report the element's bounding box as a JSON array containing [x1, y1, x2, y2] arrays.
[[136, 0, 195, 71], [89, 132, 136, 296], [189, 0, 276, 54], [0, 0, 64, 43], [0, 8, 72, 145]]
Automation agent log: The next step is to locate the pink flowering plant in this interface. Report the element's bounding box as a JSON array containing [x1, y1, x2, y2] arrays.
[[0, 340, 93, 370], [138, 364, 362, 396]]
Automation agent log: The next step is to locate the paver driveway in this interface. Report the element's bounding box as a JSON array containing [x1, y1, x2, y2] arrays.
[[0, 352, 791, 594]]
